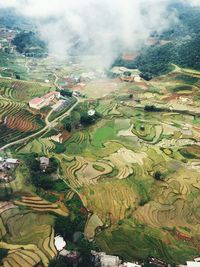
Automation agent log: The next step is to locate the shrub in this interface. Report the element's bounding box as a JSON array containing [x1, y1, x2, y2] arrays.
[[0, 249, 8, 264], [154, 171, 164, 181]]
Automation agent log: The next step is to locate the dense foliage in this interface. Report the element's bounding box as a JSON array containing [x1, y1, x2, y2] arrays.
[[113, 4, 200, 77], [62, 102, 101, 131], [24, 154, 61, 191], [12, 31, 46, 56], [0, 249, 8, 264], [54, 196, 87, 241], [53, 196, 93, 266], [49, 256, 73, 267]]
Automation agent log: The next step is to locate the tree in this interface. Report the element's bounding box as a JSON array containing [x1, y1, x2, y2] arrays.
[[71, 111, 81, 128], [54, 216, 74, 241], [65, 122, 72, 132], [124, 71, 132, 77], [54, 195, 87, 241], [46, 157, 58, 174], [140, 72, 153, 81], [144, 105, 161, 112], [49, 256, 73, 267], [35, 174, 54, 190], [53, 143, 66, 154], [12, 31, 46, 56], [154, 171, 163, 181], [60, 90, 73, 97], [140, 125, 145, 131], [77, 239, 93, 267], [80, 113, 94, 125], [0, 249, 8, 264]]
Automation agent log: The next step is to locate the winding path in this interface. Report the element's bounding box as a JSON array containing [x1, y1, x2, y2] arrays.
[[0, 97, 80, 151]]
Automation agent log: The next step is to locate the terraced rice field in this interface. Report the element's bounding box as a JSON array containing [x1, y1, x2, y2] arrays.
[[132, 120, 163, 143], [84, 213, 103, 239], [0, 205, 57, 267], [53, 98, 200, 263], [96, 100, 121, 116], [96, 219, 198, 264], [0, 97, 44, 146], [82, 180, 138, 223], [0, 78, 53, 102], [14, 196, 69, 217], [20, 138, 56, 155], [1, 59, 200, 265]]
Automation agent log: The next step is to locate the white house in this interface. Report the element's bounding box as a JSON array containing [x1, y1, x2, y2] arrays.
[[88, 109, 96, 116], [6, 158, 19, 164], [123, 263, 141, 267], [100, 255, 121, 267], [186, 262, 200, 267], [54, 236, 66, 251]]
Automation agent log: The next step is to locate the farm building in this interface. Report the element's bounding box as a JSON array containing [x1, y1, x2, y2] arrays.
[[6, 158, 20, 168], [134, 75, 142, 83], [0, 158, 19, 169], [29, 97, 44, 110], [54, 235, 66, 251], [40, 157, 49, 171], [111, 67, 139, 76], [120, 76, 135, 82], [181, 128, 193, 139], [29, 91, 60, 110], [100, 254, 121, 267], [59, 249, 79, 261], [123, 263, 141, 267], [6, 158, 19, 164], [72, 90, 82, 97], [92, 251, 122, 267], [186, 262, 200, 267], [88, 109, 96, 116]]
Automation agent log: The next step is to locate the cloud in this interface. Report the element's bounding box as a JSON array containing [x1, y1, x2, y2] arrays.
[[0, 0, 178, 67], [184, 0, 200, 6]]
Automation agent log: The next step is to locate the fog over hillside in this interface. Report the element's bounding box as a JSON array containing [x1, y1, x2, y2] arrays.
[[0, 0, 198, 66]]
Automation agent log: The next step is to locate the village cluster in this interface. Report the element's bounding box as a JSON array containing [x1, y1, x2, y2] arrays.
[[53, 235, 200, 267], [54, 235, 143, 267], [0, 27, 16, 54], [0, 157, 19, 182]]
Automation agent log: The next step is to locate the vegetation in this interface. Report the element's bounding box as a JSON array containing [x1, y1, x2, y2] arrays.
[[12, 31, 47, 56], [60, 89, 73, 97], [0, 249, 8, 264], [49, 256, 72, 267], [1, 8, 200, 264], [24, 154, 59, 190], [113, 4, 200, 76], [55, 196, 87, 241]]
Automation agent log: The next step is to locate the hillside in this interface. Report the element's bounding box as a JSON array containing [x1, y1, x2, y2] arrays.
[[114, 3, 200, 77], [1, 1, 200, 267], [12, 31, 47, 57]]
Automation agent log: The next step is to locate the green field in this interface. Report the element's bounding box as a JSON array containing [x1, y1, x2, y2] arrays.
[[1, 48, 200, 266]]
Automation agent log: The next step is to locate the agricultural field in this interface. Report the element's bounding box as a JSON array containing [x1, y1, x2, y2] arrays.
[[0, 78, 54, 103], [1, 49, 200, 266], [0, 202, 57, 267], [43, 68, 200, 264], [0, 97, 45, 147]]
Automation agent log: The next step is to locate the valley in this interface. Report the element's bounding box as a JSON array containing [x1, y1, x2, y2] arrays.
[[0, 47, 200, 266], [0, 2, 200, 266]]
